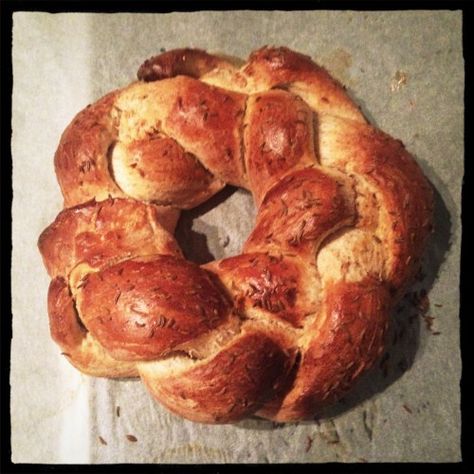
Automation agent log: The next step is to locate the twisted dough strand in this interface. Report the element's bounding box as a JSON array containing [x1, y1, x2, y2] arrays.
[[38, 46, 433, 423]]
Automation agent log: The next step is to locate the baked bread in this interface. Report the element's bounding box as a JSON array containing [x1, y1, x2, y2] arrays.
[[38, 46, 433, 423]]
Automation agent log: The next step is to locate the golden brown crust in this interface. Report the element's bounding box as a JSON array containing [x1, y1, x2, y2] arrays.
[[244, 89, 316, 204], [205, 252, 319, 329], [48, 277, 138, 377], [164, 77, 248, 187], [54, 91, 123, 207], [244, 167, 356, 257], [39, 46, 434, 423], [243, 46, 366, 122], [75, 256, 232, 361], [138, 331, 296, 423], [111, 135, 225, 208], [258, 278, 390, 421], [318, 115, 434, 293], [38, 198, 181, 279]]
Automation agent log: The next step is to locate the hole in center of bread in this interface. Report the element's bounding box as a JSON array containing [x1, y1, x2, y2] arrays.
[[174, 186, 256, 265]]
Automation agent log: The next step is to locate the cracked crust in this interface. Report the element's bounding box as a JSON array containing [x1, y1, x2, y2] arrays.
[[39, 46, 433, 423]]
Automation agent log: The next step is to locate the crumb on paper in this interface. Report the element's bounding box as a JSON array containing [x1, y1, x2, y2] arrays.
[[390, 70, 408, 91], [319, 420, 340, 444], [422, 314, 435, 331], [416, 289, 430, 313]]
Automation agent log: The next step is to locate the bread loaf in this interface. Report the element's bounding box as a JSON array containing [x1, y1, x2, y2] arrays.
[[38, 47, 433, 423]]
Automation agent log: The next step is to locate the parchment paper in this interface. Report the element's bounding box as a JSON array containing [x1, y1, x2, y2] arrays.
[[11, 10, 463, 463]]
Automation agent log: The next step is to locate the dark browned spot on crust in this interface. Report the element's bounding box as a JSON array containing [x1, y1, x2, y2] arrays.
[[244, 46, 320, 80], [137, 48, 221, 81]]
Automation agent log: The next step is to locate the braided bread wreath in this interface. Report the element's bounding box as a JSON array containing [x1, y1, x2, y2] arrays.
[[38, 46, 433, 423]]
